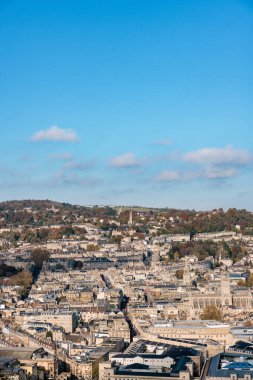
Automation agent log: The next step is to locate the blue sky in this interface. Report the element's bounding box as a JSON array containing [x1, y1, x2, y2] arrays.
[[0, 0, 253, 210]]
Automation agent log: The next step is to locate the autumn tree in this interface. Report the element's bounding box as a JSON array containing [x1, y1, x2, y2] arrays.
[[175, 269, 184, 279], [200, 305, 222, 321], [30, 248, 50, 268], [86, 244, 100, 252], [245, 273, 253, 288], [5, 270, 32, 297], [237, 273, 253, 288]]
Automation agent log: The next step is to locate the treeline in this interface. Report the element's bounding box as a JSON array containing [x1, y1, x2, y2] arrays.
[[157, 208, 253, 234], [3, 270, 33, 297], [0, 200, 253, 235], [0, 225, 87, 244], [0, 248, 51, 298], [0, 264, 33, 298], [167, 240, 218, 261], [167, 239, 248, 262], [0, 200, 117, 227]]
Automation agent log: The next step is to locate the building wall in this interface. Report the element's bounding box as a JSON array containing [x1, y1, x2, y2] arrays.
[[148, 325, 233, 343], [15, 312, 77, 333]]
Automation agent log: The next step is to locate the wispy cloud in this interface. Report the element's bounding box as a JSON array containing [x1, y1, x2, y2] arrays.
[[183, 145, 252, 166], [51, 171, 99, 187], [155, 167, 238, 183], [110, 152, 141, 168], [63, 159, 95, 171], [152, 138, 172, 146], [49, 152, 74, 160], [49, 153, 95, 171], [49, 154, 97, 187], [31, 126, 79, 142], [155, 170, 182, 182], [204, 167, 237, 179]]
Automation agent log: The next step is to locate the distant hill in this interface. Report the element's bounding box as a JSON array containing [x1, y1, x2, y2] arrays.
[[0, 199, 117, 227], [0, 200, 253, 235]]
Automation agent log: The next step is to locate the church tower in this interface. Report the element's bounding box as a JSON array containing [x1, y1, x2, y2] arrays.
[[128, 209, 133, 226], [183, 256, 191, 286], [220, 273, 232, 306]]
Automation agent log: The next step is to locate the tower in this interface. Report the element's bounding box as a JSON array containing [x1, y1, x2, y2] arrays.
[[220, 273, 232, 306], [128, 209, 133, 226], [218, 245, 223, 264], [188, 295, 196, 319], [183, 256, 191, 286]]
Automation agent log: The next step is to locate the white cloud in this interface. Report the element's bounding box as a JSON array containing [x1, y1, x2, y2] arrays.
[[110, 153, 141, 168], [183, 145, 252, 166], [31, 126, 79, 142]]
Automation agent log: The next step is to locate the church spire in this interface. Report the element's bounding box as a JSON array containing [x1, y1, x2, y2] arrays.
[[128, 209, 133, 226]]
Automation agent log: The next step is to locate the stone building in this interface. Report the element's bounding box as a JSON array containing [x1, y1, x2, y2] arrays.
[[190, 275, 252, 312]]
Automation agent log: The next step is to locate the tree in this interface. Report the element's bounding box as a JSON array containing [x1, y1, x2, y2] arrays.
[[174, 251, 180, 261], [5, 270, 33, 297], [245, 273, 253, 288], [237, 279, 245, 287], [30, 248, 50, 268], [73, 260, 83, 269], [46, 331, 53, 340], [108, 236, 122, 245], [200, 305, 222, 321], [190, 228, 196, 241], [86, 244, 100, 252], [175, 269, 184, 279]]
